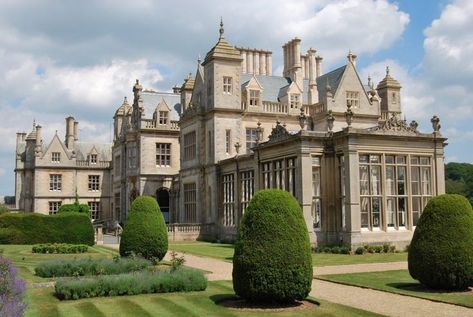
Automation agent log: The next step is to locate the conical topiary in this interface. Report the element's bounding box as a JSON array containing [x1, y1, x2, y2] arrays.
[[232, 189, 313, 303], [408, 194, 473, 290], [119, 196, 168, 260]]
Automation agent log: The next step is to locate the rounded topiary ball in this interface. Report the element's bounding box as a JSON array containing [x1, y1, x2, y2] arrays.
[[408, 194, 473, 290], [232, 189, 313, 303], [119, 196, 168, 260]]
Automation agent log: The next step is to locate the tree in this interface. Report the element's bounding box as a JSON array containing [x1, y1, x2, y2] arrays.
[[232, 189, 312, 303], [408, 194, 473, 290], [119, 196, 168, 260]]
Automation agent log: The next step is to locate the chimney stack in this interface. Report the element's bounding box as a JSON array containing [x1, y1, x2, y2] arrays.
[[35, 125, 42, 156], [65, 116, 75, 150]]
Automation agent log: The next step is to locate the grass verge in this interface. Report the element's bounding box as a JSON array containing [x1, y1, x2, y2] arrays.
[[318, 269, 473, 308]]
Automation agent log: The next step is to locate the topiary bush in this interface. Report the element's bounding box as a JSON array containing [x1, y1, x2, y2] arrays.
[[119, 196, 168, 261], [408, 194, 473, 290], [232, 189, 312, 303], [0, 213, 94, 245], [58, 203, 89, 215]]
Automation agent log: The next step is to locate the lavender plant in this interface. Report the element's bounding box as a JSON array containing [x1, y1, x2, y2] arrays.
[[0, 257, 27, 317]]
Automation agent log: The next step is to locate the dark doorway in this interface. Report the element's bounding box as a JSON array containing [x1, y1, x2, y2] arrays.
[[157, 188, 170, 223]]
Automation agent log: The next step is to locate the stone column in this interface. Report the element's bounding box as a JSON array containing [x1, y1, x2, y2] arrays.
[[316, 56, 323, 77], [344, 147, 361, 245], [294, 38, 301, 68], [308, 50, 316, 85], [301, 56, 306, 79], [299, 152, 316, 244]]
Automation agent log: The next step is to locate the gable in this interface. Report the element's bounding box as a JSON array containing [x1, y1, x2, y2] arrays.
[[41, 134, 70, 161]]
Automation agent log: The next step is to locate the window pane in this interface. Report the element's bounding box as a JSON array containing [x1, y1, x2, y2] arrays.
[[361, 197, 370, 228], [372, 197, 381, 228], [411, 166, 420, 195], [360, 165, 369, 195], [387, 197, 396, 227], [370, 166, 381, 195], [397, 166, 406, 195], [386, 166, 395, 196], [398, 197, 406, 227]]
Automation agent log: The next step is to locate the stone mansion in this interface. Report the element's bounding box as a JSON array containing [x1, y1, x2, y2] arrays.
[[15, 22, 446, 247]]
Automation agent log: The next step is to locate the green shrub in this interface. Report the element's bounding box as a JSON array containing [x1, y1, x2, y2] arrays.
[[233, 189, 312, 303], [35, 257, 150, 277], [323, 246, 331, 253], [58, 204, 90, 218], [374, 246, 383, 253], [32, 243, 89, 254], [355, 247, 364, 255], [54, 268, 207, 300], [408, 194, 473, 290], [119, 196, 168, 261], [340, 246, 350, 254], [331, 246, 341, 254], [389, 245, 396, 253], [383, 244, 390, 253], [0, 213, 94, 245]]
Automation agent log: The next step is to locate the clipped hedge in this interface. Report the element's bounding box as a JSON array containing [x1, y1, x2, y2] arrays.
[[35, 257, 151, 277], [32, 243, 89, 254], [120, 196, 168, 260], [0, 213, 94, 245], [233, 189, 313, 303], [58, 203, 90, 215], [55, 268, 207, 300], [408, 194, 473, 290]]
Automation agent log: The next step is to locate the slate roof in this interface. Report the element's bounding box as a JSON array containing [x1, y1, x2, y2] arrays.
[[75, 142, 112, 161], [316, 65, 346, 98], [141, 91, 181, 121], [240, 74, 291, 102]]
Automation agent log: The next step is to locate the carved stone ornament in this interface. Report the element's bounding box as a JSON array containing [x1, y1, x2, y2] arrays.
[[326, 110, 335, 132], [431, 115, 441, 132], [268, 120, 290, 142], [368, 113, 418, 134]]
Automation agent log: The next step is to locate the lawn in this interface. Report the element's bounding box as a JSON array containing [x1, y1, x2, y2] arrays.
[[1, 244, 382, 317], [318, 269, 473, 308], [169, 241, 407, 266]]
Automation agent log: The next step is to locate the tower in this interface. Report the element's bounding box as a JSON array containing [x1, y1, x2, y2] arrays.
[[376, 66, 402, 118]]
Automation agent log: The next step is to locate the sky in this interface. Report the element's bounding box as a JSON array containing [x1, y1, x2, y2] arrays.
[[0, 0, 472, 195]]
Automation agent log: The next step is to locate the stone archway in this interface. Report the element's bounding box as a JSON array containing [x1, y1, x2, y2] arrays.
[[156, 187, 170, 223]]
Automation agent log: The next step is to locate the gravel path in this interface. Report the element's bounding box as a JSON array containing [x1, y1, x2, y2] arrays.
[[103, 244, 473, 316]]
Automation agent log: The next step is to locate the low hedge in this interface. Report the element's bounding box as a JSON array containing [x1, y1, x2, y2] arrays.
[[0, 212, 94, 245], [32, 243, 89, 254], [35, 257, 151, 278], [55, 268, 207, 300], [59, 203, 90, 215]]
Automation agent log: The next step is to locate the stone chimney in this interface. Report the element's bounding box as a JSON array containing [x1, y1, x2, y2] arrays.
[[65, 116, 75, 150], [237, 47, 272, 76], [307, 48, 318, 104], [283, 38, 303, 88], [74, 121, 79, 141], [35, 125, 42, 156]]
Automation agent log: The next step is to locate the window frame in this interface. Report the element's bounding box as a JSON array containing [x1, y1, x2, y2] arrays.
[[51, 152, 61, 163], [223, 76, 233, 95], [49, 174, 62, 191], [88, 175, 100, 192], [156, 143, 171, 167]]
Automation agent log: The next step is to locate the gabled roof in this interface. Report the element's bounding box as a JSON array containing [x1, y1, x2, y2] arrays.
[[75, 142, 112, 161], [141, 91, 181, 121], [316, 65, 346, 98], [240, 74, 291, 102], [41, 133, 71, 160]]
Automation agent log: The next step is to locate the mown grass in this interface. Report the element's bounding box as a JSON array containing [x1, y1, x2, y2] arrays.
[[2, 244, 382, 316], [24, 281, 382, 317], [318, 269, 473, 308], [169, 241, 407, 266]]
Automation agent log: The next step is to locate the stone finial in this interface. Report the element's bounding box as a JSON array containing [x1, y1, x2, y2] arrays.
[[133, 79, 142, 100], [409, 120, 418, 132], [326, 110, 335, 132], [431, 115, 441, 132], [386, 66, 390, 76], [255, 121, 262, 144], [219, 17, 224, 39], [368, 75, 372, 89]]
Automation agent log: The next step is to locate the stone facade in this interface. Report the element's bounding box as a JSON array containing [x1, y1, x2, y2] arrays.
[[15, 22, 447, 247]]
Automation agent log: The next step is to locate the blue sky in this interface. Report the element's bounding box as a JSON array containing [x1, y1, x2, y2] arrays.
[[0, 0, 472, 196]]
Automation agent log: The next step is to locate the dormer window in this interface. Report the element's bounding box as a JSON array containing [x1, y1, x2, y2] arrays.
[[249, 90, 260, 106], [290, 94, 301, 109], [223, 77, 232, 94], [346, 91, 359, 108], [90, 154, 97, 164], [52, 152, 61, 163], [159, 111, 168, 125]]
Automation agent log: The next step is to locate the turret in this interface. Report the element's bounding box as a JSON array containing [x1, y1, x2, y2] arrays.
[[376, 66, 402, 119]]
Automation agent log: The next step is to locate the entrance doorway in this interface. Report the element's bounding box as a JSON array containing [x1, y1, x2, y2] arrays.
[[156, 188, 170, 223]]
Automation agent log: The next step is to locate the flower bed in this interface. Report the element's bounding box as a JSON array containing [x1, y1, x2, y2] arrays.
[[32, 243, 89, 254], [35, 257, 151, 278], [0, 256, 26, 317], [55, 268, 207, 300]]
